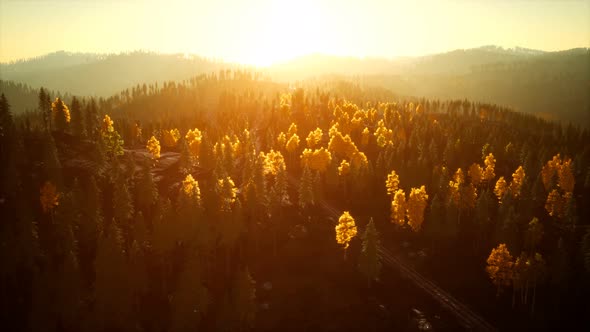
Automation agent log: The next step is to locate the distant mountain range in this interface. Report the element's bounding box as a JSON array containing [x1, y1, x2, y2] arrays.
[[0, 51, 236, 97], [1, 46, 588, 126]]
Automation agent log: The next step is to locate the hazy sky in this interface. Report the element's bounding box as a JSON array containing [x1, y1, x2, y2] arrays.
[[1, 0, 589, 65]]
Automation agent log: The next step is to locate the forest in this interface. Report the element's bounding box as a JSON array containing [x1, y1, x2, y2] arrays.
[[0, 70, 589, 331]]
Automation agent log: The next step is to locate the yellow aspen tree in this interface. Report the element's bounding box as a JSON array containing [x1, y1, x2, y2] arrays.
[[287, 123, 298, 136], [300, 147, 331, 173], [483, 153, 496, 182], [217, 176, 237, 211], [391, 189, 406, 226], [338, 160, 350, 176], [541, 154, 560, 191], [557, 158, 574, 193], [486, 243, 514, 296], [185, 128, 202, 159], [448, 168, 464, 206], [181, 174, 201, 203], [162, 129, 181, 148], [510, 166, 526, 198], [350, 151, 368, 170], [335, 211, 357, 259], [494, 176, 508, 202], [306, 128, 323, 148], [385, 170, 400, 197], [276, 132, 287, 148], [545, 189, 564, 218], [361, 127, 370, 146], [146, 136, 161, 159], [261, 150, 286, 176], [468, 163, 484, 187], [51, 97, 71, 132], [101, 115, 124, 157], [285, 133, 300, 153], [463, 183, 478, 209], [407, 186, 429, 232], [40, 181, 60, 213]]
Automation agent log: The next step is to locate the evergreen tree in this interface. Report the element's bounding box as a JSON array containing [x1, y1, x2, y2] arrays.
[[170, 255, 208, 332], [38, 88, 51, 131], [93, 223, 136, 331], [358, 218, 381, 287], [69, 96, 85, 137], [298, 165, 314, 210], [232, 267, 256, 330]]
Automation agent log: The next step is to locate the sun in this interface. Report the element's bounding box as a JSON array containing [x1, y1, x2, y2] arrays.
[[241, 0, 326, 66]]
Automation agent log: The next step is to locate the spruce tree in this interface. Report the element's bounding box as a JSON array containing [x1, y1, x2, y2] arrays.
[[358, 218, 382, 287]]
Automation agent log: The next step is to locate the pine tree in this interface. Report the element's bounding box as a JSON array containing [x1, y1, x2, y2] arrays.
[[233, 267, 257, 330], [170, 255, 209, 332], [135, 160, 158, 217], [85, 98, 99, 141], [358, 218, 381, 287], [93, 224, 136, 331], [298, 165, 314, 210], [38, 88, 51, 131], [70, 96, 85, 137]]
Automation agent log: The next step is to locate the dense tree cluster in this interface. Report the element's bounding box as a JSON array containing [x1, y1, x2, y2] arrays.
[[0, 69, 588, 331]]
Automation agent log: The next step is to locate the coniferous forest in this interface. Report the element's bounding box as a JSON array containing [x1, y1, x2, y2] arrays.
[[1, 70, 589, 331], [2, 1, 590, 331]]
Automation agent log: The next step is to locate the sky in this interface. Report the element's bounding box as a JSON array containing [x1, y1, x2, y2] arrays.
[[1, 0, 589, 66]]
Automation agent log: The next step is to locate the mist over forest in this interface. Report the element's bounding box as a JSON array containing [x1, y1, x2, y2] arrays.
[[1, 2, 590, 330]]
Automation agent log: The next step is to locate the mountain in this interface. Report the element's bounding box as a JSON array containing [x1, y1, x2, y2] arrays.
[[1, 46, 588, 126], [0, 51, 236, 97], [268, 46, 590, 126]]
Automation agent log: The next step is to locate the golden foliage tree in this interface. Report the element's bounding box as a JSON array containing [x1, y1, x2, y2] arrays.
[[541, 154, 560, 191], [181, 174, 201, 204], [217, 176, 237, 210], [185, 128, 203, 159], [51, 97, 71, 132], [276, 132, 287, 148], [468, 163, 484, 186], [162, 129, 181, 148], [385, 170, 400, 197], [391, 189, 406, 226], [361, 127, 370, 146], [510, 166, 526, 198], [285, 133, 300, 153], [448, 168, 464, 206], [300, 147, 332, 173], [306, 128, 323, 148], [335, 211, 357, 258], [494, 176, 508, 202], [338, 160, 350, 176], [407, 186, 428, 232], [101, 115, 124, 157], [486, 243, 514, 296], [40, 181, 60, 213], [146, 136, 161, 160], [483, 153, 496, 182], [261, 149, 286, 176], [558, 158, 574, 193]]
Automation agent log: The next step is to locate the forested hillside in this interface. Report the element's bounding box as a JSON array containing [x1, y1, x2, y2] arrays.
[[0, 51, 235, 97], [1, 71, 589, 331]]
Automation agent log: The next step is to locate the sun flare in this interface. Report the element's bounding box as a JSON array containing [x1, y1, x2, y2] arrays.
[[238, 0, 327, 66]]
